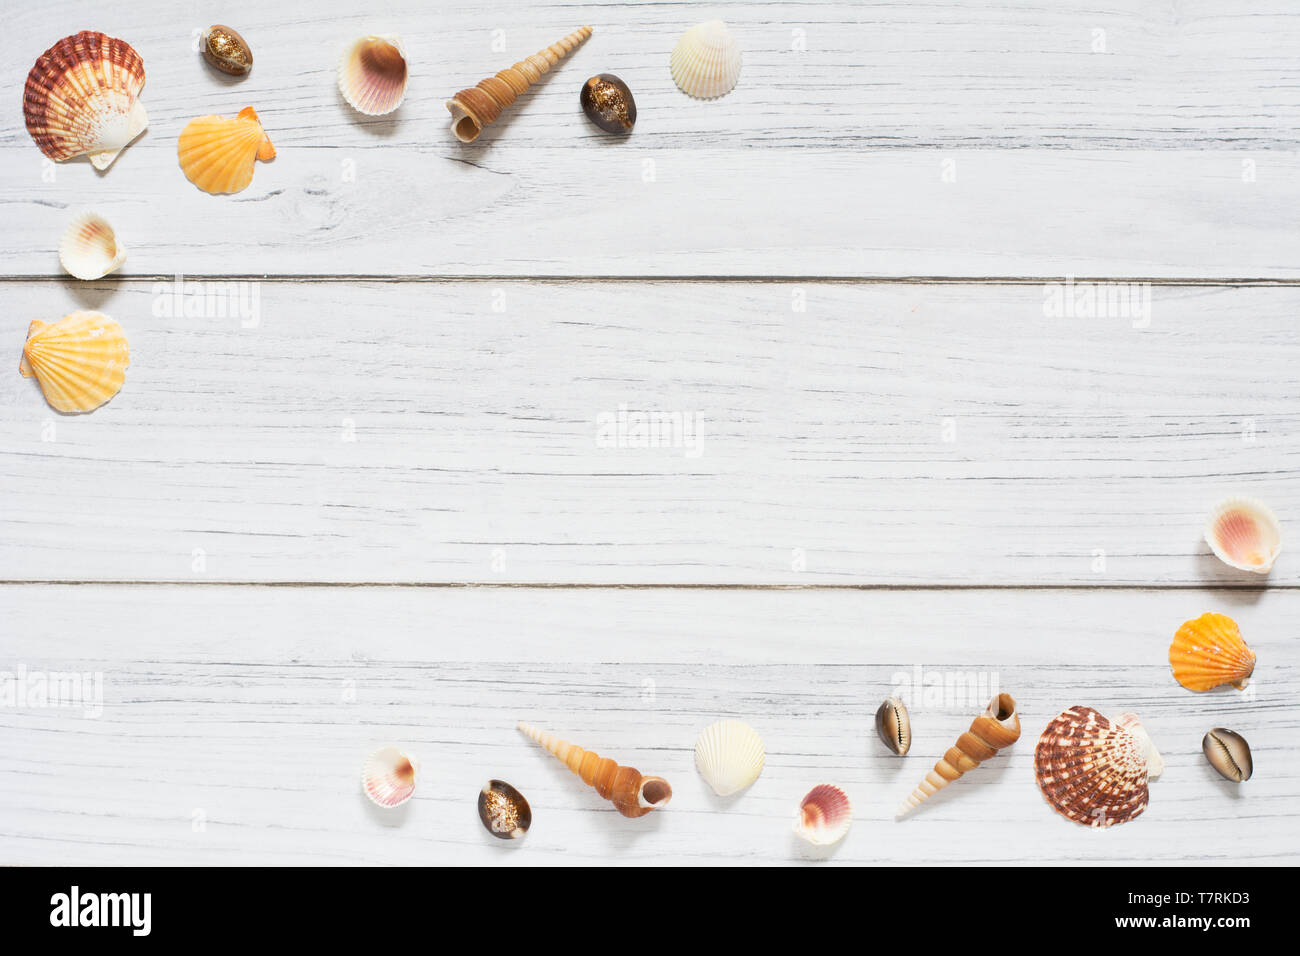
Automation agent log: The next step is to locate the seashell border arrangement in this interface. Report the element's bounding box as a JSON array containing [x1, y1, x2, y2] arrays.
[[12, 18, 1282, 857]]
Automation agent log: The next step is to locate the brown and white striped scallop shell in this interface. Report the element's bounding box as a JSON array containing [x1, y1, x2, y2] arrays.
[[1035, 706, 1149, 828], [24, 31, 147, 170]]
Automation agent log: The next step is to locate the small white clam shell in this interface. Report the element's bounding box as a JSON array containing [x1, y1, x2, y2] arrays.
[[1204, 496, 1281, 574], [361, 745, 417, 808], [1114, 712, 1163, 780], [694, 719, 765, 796], [58, 212, 126, 281], [794, 784, 851, 846], [670, 20, 742, 99], [338, 35, 409, 116]]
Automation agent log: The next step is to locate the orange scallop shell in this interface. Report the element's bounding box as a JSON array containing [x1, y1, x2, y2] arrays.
[[1169, 612, 1256, 692], [177, 106, 275, 195], [19, 311, 130, 413]]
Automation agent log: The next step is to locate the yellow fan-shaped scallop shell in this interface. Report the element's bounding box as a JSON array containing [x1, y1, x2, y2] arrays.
[[19, 311, 130, 413], [1169, 612, 1256, 692], [177, 106, 275, 194]]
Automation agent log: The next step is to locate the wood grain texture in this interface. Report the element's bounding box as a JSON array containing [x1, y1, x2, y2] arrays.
[[3, 1, 1299, 868], [6, 0, 1299, 152], [4, 148, 1299, 278], [3, 2, 1300, 277], [3, 281, 1297, 585], [1, 585, 1293, 865]]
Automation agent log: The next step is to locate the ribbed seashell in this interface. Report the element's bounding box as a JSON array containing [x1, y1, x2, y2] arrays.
[[361, 745, 416, 809], [1169, 612, 1256, 692], [875, 696, 911, 756], [1204, 496, 1281, 574], [897, 693, 1020, 817], [58, 212, 126, 281], [694, 719, 765, 796], [177, 107, 276, 195], [794, 784, 852, 846], [1035, 706, 1148, 827], [23, 31, 148, 170], [1115, 712, 1164, 780], [478, 779, 532, 838], [670, 20, 742, 99], [19, 311, 129, 414], [517, 722, 671, 817], [1202, 728, 1253, 783], [338, 35, 408, 116], [446, 26, 592, 143]]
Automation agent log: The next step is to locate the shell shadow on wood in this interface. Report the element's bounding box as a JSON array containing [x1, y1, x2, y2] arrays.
[[517, 722, 670, 817], [896, 692, 1020, 818]]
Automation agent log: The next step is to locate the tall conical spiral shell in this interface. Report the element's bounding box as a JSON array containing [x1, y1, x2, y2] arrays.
[[446, 26, 592, 143], [24, 31, 148, 170], [1169, 612, 1256, 692], [517, 721, 671, 817], [177, 107, 276, 195], [19, 311, 129, 413], [896, 692, 1020, 818]]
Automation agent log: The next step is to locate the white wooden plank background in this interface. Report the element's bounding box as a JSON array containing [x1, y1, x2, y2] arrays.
[[3, 2, 1300, 277], [2, 0, 1298, 866], [3, 280, 1298, 586], [2, 586, 1294, 865]]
